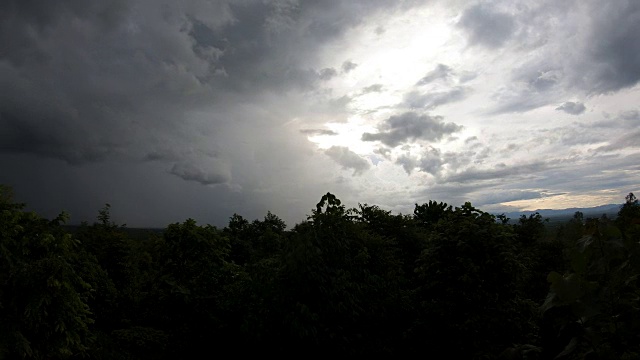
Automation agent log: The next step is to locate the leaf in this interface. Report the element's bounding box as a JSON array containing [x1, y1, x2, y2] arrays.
[[546, 272, 584, 305], [554, 337, 578, 359], [571, 252, 588, 275], [624, 274, 638, 286], [547, 271, 562, 284], [541, 292, 558, 313], [602, 225, 622, 239], [576, 235, 593, 253]]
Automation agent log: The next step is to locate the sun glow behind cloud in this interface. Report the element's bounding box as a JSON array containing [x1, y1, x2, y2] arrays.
[[302, 2, 640, 213], [306, 118, 377, 154], [309, 5, 463, 150], [502, 192, 624, 211], [3, 0, 640, 227]]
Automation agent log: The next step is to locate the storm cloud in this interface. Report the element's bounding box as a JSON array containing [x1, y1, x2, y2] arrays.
[[0, 0, 402, 172], [577, 1, 640, 93], [362, 112, 462, 147], [1, 0, 639, 227], [169, 161, 231, 186], [0, 0, 231, 167]]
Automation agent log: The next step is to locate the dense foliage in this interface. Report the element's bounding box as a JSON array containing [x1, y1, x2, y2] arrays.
[[1, 184, 639, 359]]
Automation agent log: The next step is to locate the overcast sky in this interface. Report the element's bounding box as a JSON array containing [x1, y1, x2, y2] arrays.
[[1, 0, 639, 227]]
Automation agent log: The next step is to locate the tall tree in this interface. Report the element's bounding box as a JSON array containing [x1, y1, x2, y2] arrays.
[[0, 185, 95, 359], [413, 202, 534, 358]]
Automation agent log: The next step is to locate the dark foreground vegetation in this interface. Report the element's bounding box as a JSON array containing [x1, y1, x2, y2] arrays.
[[1, 185, 639, 359]]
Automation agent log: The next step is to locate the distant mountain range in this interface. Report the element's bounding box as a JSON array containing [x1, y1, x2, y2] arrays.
[[498, 203, 622, 220]]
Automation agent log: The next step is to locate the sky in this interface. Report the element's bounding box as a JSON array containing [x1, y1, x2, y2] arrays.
[[1, 0, 639, 228]]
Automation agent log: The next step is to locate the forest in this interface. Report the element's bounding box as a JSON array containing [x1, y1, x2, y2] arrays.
[[1, 184, 639, 359]]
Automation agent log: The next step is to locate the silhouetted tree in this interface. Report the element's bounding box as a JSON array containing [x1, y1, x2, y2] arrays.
[[0, 185, 95, 359]]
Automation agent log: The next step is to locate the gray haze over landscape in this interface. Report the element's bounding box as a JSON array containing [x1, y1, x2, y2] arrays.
[[1, 0, 639, 227]]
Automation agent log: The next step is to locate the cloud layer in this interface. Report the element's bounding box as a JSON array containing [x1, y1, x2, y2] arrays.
[[1, 0, 639, 227]]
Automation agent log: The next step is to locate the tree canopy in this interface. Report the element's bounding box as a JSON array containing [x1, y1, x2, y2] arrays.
[[1, 185, 639, 359]]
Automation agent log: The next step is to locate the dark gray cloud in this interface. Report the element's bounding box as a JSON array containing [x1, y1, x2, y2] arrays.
[[341, 60, 358, 73], [325, 146, 370, 175], [192, 1, 404, 93], [362, 112, 462, 147], [464, 0, 630, 114], [143, 147, 232, 185], [300, 129, 338, 136], [0, 0, 232, 168], [3, 0, 639, 228], [403, 87, 468, 109], [169, 161, 231, 186], [578, 1, 640, 93], [0, 0, 403, 165], [458, 3, 516, 48], [417, 64, 453, 85], [0, 0, 416, 226], [556, 101, 586, 115], [0, 153, 248, 228], [396, 147, 445, 176], [319, 67, 338, 80], [515, 1, 640, 95]]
